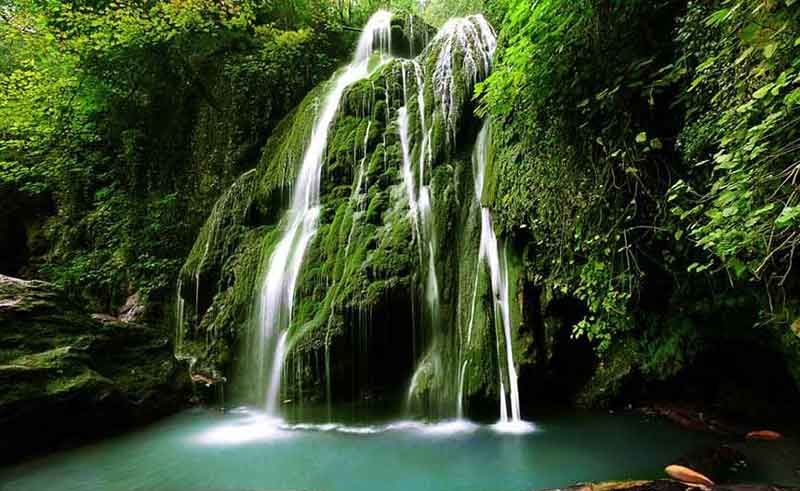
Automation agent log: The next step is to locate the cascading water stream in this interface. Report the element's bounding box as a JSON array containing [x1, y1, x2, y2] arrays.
[[254, 10, 394, 416], [175, 279, 185, 356], [481, 207, 521, 423], [431, 15, 496, 137], [398, 58, 444, 412], [468, 122, 531, 431], [403, 15, 501, 419]]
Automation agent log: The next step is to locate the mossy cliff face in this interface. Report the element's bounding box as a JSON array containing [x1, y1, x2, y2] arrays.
[[0, 275, 190, 463], [176, 14, 530, 417], [182, 29, 353, 243]]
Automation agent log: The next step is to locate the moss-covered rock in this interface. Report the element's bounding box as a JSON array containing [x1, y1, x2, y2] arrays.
[[177, 14, 527, 416], [575, 338, 638, 408], [0, 275, 190, 463]]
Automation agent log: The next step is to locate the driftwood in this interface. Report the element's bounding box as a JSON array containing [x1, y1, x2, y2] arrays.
[[536, 480, 797, 491], [746, 430, 783, 441], [665, 465, 715, 487]]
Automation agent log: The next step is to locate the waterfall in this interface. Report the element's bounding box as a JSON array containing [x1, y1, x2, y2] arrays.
[[431, 15, 496, 135], [469, 122, 530, 430], [354, 10, 392, 63], [480, 208, 521, 423], [402, 15, 500, 418], [179, 11, 533, 426], [254, 10, 393, 416], [399, 58, 445, 414]]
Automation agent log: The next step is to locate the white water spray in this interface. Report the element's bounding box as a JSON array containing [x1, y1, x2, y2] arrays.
[[431, 15, 496, 131]]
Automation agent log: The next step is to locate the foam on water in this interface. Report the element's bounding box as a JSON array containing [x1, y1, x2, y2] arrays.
[[491, 420, 537, 435], [193, 411, 292, 445], [194, 409, 494, 444]]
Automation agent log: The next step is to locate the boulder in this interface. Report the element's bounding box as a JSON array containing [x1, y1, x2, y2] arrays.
[[118, 292, 146, 323], [0, 275, 191, 463]]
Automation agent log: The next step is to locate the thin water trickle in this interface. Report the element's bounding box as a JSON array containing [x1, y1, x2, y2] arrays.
[[175, 279, 185, 357], [397, 106, 419, 243]]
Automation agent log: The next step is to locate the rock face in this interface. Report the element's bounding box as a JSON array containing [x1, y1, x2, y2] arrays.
[[0, 275, 191, 463]]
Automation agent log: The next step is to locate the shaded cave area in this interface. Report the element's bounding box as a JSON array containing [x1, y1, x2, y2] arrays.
[[327, 290, 418, 403], [276, 288, 418, 412], [0, 194, 51, 278], [0, 214, 30, 277], [506, 259, 800, 429]]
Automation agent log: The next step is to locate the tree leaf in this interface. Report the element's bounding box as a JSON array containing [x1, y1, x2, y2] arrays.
[[753, 83, 774, 99]]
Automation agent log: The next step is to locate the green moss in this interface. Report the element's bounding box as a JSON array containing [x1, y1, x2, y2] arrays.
[[192, 225, 281, 372], [575, 339, 638, 408], [181, 170, 258, 286], [46, 369, 112, 397]]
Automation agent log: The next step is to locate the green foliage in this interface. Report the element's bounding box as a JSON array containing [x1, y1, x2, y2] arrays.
[[421, 0, 505, 27], [670, 0, 800, 291], [0, 0, 351, 310], [479, 0, 800, 387], [479, 0, 681, 353]]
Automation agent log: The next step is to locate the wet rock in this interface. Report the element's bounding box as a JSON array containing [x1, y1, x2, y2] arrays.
[[536, 481, 685, 491], [118, 292, 146, 323], [640, 403, 741, 435], [672, 445, 748, 483], [389, 15, 436, 59], [0, 274, 191, 463], [575, 339, 637, 408], [191, 371, 227, 405], [91, 313, 119, 323]]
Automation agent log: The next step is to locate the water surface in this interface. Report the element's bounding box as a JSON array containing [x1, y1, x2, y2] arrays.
[[0, 403, 742, 491]]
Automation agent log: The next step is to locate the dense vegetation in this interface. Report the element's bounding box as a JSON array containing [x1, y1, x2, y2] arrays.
[[2, 0, 799, 416], [0, 0, 361, 310], [479, 0, 800, 404]]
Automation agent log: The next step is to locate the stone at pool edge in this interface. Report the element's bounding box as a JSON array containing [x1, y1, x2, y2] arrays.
[[535, 480, 797, 491], [671, 445, 748, 484], [0, 274, 192, 464]]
